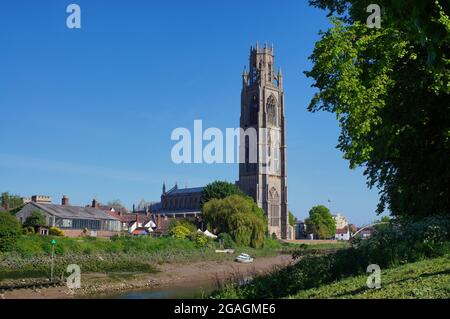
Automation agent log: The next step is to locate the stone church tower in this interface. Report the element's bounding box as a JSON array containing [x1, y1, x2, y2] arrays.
[[238, 43, 288, 239]]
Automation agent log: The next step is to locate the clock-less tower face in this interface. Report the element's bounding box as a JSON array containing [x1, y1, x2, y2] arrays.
[[238, 44, 289, 239]]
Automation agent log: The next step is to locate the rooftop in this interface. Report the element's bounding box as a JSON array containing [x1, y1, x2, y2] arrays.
[[29, 202, 119, 221], [165, 185, 204, 196]]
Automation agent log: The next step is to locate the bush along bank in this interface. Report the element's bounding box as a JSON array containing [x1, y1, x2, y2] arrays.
[[209, 215, 450, 298]]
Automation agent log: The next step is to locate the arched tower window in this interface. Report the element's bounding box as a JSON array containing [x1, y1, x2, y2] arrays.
[[268, 187, 280, 227], [249, 95, 258, 125], [268, 63, 272, 82], [267, 95, 278, 127]]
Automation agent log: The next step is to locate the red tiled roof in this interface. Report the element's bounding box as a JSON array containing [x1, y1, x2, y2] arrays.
[[106, 211, 153, 224], [335, 226, 349, 234], [132, 229, 149, 235]]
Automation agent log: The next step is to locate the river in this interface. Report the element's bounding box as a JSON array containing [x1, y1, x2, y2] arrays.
[[93, 280, 218, 299]]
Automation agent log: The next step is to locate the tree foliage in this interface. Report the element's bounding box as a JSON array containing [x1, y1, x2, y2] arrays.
[[202, 195, 267, 248], [168, 219, 197, 233], [200, 180, 244, 208], [1, 192, 24, 210], [0, 212, 22, 252], [289, 211, 297, 227], [305, 205, 336, 239], [106, 199, 129, 213], [24, 210, 47, 228], [169, 225, 192, 239], [49, 226, 64, 236], [306, 0, 450, 219]]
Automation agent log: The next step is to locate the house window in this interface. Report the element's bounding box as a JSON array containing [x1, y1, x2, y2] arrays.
[[62, 219, 72, 228], [72, 219, 101, 230]]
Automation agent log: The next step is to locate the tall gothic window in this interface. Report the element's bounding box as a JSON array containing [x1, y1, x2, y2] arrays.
[[268, 63, 272, 82], [267, 95, 277, 126], [250, 63, 257, 83], [250, 95, 258, 125], [269, 188, 280, 227]]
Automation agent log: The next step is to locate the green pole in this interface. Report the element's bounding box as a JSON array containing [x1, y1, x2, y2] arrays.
[[50, 239, 56, 282]]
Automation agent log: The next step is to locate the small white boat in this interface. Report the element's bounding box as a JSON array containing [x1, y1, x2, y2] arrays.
[[235, 253, 254, 263]]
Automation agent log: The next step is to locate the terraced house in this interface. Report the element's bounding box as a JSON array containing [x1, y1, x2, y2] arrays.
[[16, 195, 121, 238]]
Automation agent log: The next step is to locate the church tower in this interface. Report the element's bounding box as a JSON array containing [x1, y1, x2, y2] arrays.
[[238, 43, 288, 239]]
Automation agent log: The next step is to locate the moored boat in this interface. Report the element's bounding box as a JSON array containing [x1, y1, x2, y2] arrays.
[[235, 253, 254, 263]]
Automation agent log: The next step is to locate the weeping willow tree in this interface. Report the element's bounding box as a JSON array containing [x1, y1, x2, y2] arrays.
[[202, 195, 267, 248]]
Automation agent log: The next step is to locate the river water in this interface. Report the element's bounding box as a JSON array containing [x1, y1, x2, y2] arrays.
[[94, 280, 218, 299], [92, 276, 253, 299]]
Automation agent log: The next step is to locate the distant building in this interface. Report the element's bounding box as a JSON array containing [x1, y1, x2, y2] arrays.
[[357, 226, 375, 239], [16, 195, 120, 238], [333, 213, 349, 229], [333, 213, 350, 240], [334, 226, 350, 241], [21, 195, 51, 205], [135, 200, 161, 214], [160, 183, 203, 218], [294, 220, 306, 239]]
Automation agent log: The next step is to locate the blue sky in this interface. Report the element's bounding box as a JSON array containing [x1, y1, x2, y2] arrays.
[[0, 0, 383, 225]]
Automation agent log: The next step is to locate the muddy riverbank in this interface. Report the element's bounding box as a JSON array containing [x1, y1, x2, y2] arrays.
[[0, 254, 293, 299]]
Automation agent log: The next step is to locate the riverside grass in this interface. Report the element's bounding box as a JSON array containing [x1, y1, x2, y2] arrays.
[[209, 217, 450, 299], [0, 235, 333, 280], [291, 255, 450, 299]]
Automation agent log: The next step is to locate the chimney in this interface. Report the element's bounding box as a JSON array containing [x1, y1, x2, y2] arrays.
[[61, 195, 69, 206], [92, 198, 98, 208]]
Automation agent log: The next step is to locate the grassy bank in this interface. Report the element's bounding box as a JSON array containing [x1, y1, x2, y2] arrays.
[[209, 216, 450, 299], [0, 235, 339, 281], [291, 255, 450, 299]]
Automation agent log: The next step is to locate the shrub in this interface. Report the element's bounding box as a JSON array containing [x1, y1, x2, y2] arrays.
[[217, 233, 235, 249], [49, 227, 64, 237], [168, 219, 197, 233], [0, 212, 22, 252], [22, 226, 35, 235], [354, 215, 450, 266], [189, 232, 210, 247], [210, 215, 450, 299], [170, 225, 192, 239], [23, 210, 47, 227]]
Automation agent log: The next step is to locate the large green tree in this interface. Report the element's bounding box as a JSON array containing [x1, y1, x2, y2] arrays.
[[200, 180, 244, 208], [202, 195, 267, 248], [305, 205, 336, 239], [306, 0, 449, 219]]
